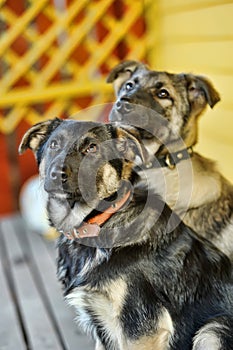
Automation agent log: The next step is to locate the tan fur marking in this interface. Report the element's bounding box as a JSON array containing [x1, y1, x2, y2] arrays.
[[18, 119, 54, 154], [66, 278, 128, 349], [127, 332, 169, 350], [99, 278, 128, 348], [155, 154, 221, 216], [127, 308, 173, 350], [122, 161, 134, 181], [29, 137, 42, 152], [97, 163, 119, 199], [188, 156, 221, 209], [113, 70, 133, 95]]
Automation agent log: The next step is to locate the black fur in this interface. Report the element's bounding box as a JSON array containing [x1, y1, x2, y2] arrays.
[[19, 119, 233, 350]]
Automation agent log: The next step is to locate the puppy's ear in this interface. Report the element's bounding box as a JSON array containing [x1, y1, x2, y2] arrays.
[[116, 126, 149, 163], [186, 74, 220, 116], [106, 60, 147, 95], [18, 118, 63, 154]]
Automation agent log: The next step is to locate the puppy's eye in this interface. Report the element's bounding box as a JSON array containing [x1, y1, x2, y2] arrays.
[[50, 140, 59, 149], [84, 143, 98, 154], [189, 85, 196, 92], [125, 81, 135, 91], [157, 89, 170, 99]]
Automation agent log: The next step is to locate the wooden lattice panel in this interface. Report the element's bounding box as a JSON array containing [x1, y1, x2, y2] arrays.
[[0, 0, 148, 133]]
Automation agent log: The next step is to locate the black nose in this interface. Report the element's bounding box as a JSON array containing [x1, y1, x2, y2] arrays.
[[115, 99, 133, 114], [50, 165, 68, 183]]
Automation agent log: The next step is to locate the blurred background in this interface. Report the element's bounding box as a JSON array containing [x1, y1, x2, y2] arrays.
[[0, 0, 233, 216]]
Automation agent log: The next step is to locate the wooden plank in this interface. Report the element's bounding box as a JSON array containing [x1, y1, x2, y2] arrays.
[[17, 218, 94, 350], [0, 245, 26, 350], [0, 217, 63, 350], [154, 41, 233, 75], [209, 75, 233, 109], [198, 108, 233, 145], [159, 0, 233, 14], [196, 133, 233, 182], [160, 2, 233, 38]]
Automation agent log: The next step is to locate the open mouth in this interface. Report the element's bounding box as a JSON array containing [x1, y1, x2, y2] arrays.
[[59, 185, 132, 241]]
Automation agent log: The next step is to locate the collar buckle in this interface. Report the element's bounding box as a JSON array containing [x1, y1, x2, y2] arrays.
[[165, 153, 176, 170]]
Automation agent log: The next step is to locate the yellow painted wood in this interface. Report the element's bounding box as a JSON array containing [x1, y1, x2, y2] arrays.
[[0, 0, 147, 134], [0, 80, 112, 107], [196, 131, 233, 183], [159, 4, 233, 38], [2, 0, 231, 183], [0, 0, 49, 56], [35, 0, 115, 87], [144, 0, 162, 66], [80, 1, 144, 79], [159, 0, 233, 13], [153, 42, 233, 75], [197, 108, 232, 145], [0, 0, 90, 93], [146, 0, 233, 181]]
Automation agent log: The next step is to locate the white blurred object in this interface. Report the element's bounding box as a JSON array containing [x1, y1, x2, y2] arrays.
[[19, 175, 50, 235]]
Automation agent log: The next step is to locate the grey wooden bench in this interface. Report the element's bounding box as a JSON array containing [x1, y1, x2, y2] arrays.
[[0, 215, 94, 350]]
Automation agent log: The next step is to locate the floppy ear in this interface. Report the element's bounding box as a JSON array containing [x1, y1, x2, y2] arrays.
[[18, 118, 63, 155], [186, 74, 220, 116], [115, 126, 149, 163], [106, 60, 147, 95]]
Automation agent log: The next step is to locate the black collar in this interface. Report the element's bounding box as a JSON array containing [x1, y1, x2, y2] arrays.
[[144, 147, 193, 170]]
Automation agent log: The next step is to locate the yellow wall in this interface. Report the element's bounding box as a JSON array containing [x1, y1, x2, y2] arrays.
[[146, 0, 233, 182]]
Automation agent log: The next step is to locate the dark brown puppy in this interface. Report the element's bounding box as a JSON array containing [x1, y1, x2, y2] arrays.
[[108, 61, 233, 259], [19, 118, 233, 350]]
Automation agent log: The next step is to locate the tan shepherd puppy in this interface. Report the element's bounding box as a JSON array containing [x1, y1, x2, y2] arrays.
[[107, 61, 233, 258]]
